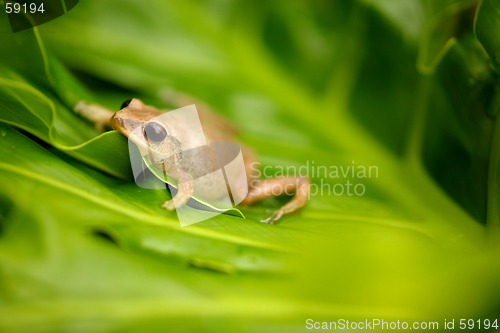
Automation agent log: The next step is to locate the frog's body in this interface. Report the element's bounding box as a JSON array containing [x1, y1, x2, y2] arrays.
[[74, 95, 309, 224]]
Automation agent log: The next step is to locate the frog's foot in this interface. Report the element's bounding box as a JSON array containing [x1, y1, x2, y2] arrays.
[[160, 170, 193, 212], [74, 101, 114, 132], [161, 200, 176, 211], [243, 177, 310, 224], [260, 209, 284, 225]]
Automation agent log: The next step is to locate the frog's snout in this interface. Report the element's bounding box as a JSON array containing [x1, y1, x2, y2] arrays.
[[110, 113, 126, 133], [110, 113, 120, 129]]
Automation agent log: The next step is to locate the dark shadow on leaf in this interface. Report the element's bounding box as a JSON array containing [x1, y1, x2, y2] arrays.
[[0, 192, 14, 237], [188, 257, 234, 274], [89, 229, 119, 246]]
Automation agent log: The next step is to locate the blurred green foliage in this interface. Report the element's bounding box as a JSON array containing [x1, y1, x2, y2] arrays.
[[1, 0, 500, 331]]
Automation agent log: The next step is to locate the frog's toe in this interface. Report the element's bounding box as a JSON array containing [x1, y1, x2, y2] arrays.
[[260, 209, 283, 225], [161, 200, 176, 211]]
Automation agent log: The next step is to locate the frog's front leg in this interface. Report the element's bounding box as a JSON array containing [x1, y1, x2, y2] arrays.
[[242, 177, 310, 224], [74, 101, 115, 132], [161, 168, 194, 211]]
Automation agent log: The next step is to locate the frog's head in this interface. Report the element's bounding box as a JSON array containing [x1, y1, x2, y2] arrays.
[[111, 98, 181, 157]]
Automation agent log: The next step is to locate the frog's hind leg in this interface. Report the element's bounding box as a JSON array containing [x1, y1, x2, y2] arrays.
[[74, 101, 115, 132], [241, 177, 310, 224]]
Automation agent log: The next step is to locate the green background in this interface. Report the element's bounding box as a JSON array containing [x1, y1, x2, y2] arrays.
[[1, 0, 500, 331]]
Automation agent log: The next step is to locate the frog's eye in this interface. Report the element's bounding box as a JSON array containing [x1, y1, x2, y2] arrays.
[[144, 122, 168, 143], [120, 99, 133, 110]]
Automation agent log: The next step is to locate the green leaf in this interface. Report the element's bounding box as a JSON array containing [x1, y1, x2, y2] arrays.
[[0, 72, 133, 179], [416, 0, 478, 74], [0, 123, 290, 260], [1, 0, 500, 331], [0, 14, 134, 180], [475, 0, 500, 71]]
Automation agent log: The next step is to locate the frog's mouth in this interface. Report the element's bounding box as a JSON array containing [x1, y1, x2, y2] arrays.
[[111, 113, 141, 137]]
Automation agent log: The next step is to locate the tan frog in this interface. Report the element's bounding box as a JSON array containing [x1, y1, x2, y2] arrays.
[[75, 94, 309, 224]]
